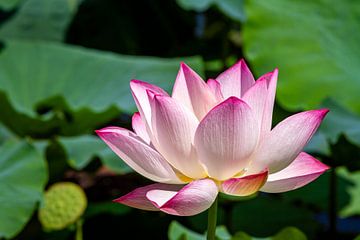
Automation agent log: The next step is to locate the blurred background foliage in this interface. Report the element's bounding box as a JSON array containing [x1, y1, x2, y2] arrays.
[[0, 0, 359, 239]]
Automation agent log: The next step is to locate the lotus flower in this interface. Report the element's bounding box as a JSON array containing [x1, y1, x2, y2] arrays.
[[96, 60, 329, 216]]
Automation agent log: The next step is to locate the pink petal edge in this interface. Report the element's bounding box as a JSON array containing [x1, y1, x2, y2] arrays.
[[113, 183, 183, 211], [248, 108, 329, 174], [242, 76, 268, 130], [259, 69, 278, 136], [220, 169, 268, 196], [132, 112, 150, 144], [261, 152, 330, 193], [215, 59, 255, 99], [172, 62, 218, 120], [146, 178, 219, 216], [130, 79, 168, 132], [96, 127, 182, 184]]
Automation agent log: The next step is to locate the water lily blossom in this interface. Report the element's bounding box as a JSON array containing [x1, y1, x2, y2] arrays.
[[96, 59, 329, 216]]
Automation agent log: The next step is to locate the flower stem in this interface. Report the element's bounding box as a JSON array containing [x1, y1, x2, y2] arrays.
[[75, 219, 83, 240], [207, 195, 218, 240]]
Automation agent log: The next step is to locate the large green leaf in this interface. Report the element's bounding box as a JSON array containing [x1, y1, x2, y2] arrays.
[[243, 0, 360, 114], [58, 135, 131, 174], [338, 168, 360, 217], [168, 221, 231, 240], [168, 221, 204, 240], [0, 40, 203, 136], [168, 221, 307, 240], [0, 123, 13, 144], [0, 0, 81, 41], [0, 139, 48, 239], [176, 0, 245, 22], [330, 135, 360, 171], [233, 227, 307, 240], [0, 0, 22, 10], [306, 99, 360, 169], [270, 228, 307, 240], [320, 99, 360, 146], [303, 132, 330, 156], [59, 135, 107, 170]]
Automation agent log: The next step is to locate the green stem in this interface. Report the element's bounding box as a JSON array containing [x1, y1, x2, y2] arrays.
[[207, 195, 218, 240], [75, 219, 83, 240]]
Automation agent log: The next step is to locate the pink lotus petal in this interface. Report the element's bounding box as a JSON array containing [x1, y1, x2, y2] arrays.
[[261, 152, 329, 193], [220, 170, 268, 196], [130, 79, 169, 132], [132, 112, 150, 144], [172, 62, 218, 120], [146, 179, 218, 216], [248, 109, 329, 174], [242, 76, 268, 130], [194, 97, 259, 181], [216, 59, 255, 99], [207, 79, 224, 102], [242, 69, 278, 139], [114, 183, 182, 211], [149, 94, 206, 179], [259, 69, 278, 135], [96, 127, 182, 183]]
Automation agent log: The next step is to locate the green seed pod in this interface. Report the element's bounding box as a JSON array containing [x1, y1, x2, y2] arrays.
[[38, 182, 87, 231]]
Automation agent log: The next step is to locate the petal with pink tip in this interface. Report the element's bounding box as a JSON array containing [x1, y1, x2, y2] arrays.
[[248, 109, 329, 174], [130, 79, 168, 131], [242, 70, 278, 139], [242, 76, 268, 129], [146, 179, 218, 216], [96, 127, 182, 183], [207, 79, 223, 102], [172, 63, 218, 120], [259, 69, 278, 135], [261, 152, 329, 193], [220, 170, 268, 196], [114, 183, 182, 211], [194, 97, 259, 181], [150, 94, 206, 179], [132, 112, 150, 144], [216, 59, 255, 98]]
